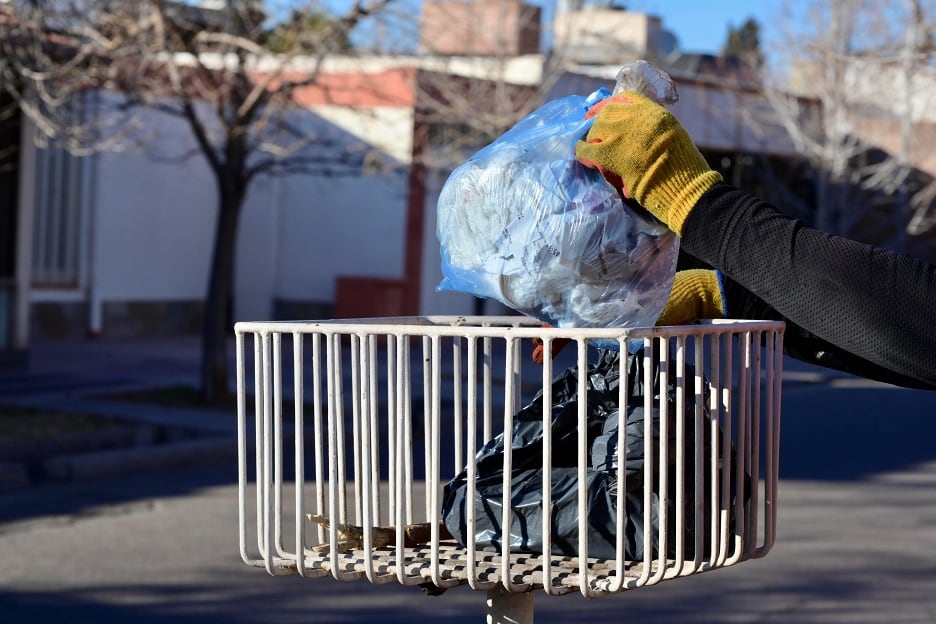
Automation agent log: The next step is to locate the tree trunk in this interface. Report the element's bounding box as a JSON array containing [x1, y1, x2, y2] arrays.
[[199, 178, 245, 405]]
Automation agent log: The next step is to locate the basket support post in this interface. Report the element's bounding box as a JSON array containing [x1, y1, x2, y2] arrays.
[[486, 587, 534, 624]]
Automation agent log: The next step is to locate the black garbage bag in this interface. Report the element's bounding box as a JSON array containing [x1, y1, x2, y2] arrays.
[[442, 347, 744, 561]]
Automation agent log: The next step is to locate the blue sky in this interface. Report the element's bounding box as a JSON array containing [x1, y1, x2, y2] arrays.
[[321, 0, 780, 57], [619, 1, 776, 54]]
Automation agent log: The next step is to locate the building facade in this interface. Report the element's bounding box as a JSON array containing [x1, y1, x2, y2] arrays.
[[3, 3, 807, 354]]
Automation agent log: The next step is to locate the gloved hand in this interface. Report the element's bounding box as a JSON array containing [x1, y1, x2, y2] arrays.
[[574, 92, 723, 235], [655, 269, 726, 326]]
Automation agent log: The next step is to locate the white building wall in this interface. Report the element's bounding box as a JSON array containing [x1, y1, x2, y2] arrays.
[[266, 171, 408, 308], [90, 141, 216, 303], [36, 96, 418, 330], [233, 171, 280, 323], [259, 104, 413, 319]]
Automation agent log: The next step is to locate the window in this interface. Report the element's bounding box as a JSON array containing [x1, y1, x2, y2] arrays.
[[32, 146, 84, 288]]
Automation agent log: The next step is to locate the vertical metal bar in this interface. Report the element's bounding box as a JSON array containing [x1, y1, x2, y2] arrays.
[[236, 331, 250, 565], [727, 331, 748, 565], [716, 333, 733, 567], [674, 335, 686, 573], [351, 334, 363, 525], [261, 332, 276, 574], [360, 334, 376, 581], [395, 333, 408, 583], [334, 334, 347, 525], [312, 334, 325, 544], [293, 332, 307, 576], [541, 335, 555, 594], [763, 329, 783, 554], [430, 335, 443, 587], [453, 337, 464, 473], [483, 336, 493, 443], [368, 334, 380, 525], [273, 333, 285, 557], [692, 334, 704, 573], [403, 336, 414, 525], [466, 336, 480, 589], [327, 332, 342, 578], [708, 333, 721, 567], [512, 338, 522, 415], [636, 337, 654, 588], [253, 334, 265, 557], [749, 330, 763, 554], [650, 336, 669, 585], [774, 329, 784, 543], [610, 336, 629, 592], [387, 336, 397, 523], [577, 339, 592, 597], [423, 336, 433, 520], [501, 336, 521, 593]]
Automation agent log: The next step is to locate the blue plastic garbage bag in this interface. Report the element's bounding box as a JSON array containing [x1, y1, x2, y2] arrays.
[[435, 88, 679, 331]]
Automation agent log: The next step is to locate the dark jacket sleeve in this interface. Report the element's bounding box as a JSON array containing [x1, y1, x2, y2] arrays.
[[679, 183, 936, 390]]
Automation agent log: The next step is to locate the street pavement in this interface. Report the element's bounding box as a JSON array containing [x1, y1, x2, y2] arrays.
[[2, 335, 936, 623]]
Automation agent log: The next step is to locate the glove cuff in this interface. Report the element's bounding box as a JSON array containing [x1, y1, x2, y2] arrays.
[[637, 139, 722, 235], [668, 170, 723, 235], [656, 269, 725, 326]]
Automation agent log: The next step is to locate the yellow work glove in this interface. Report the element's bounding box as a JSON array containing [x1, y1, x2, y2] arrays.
[[575, 92, 723, 236], [656, 269, 726, 326]]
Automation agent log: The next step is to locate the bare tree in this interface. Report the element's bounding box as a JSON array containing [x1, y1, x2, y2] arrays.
[[763, 0, 936, 246], [0, 0, 576, 402], [0, 0, 401, 403]]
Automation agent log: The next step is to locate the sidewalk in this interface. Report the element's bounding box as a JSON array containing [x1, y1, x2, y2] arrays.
[[0, 336, 237, 491]]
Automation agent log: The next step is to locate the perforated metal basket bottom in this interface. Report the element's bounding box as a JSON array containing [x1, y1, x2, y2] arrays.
[[246, 541, 740, 596]]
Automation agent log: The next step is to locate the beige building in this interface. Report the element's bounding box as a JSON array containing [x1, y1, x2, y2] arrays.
[[553, 3, 676, 65], [420, 0, 542, 57]]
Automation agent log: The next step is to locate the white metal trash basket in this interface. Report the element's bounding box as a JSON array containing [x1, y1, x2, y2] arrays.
[[235, 316, 784, 620]]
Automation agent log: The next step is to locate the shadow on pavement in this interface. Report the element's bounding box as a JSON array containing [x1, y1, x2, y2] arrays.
[[0, 559, 928, 624], [0, 582, 489, 624], [0, 463, 236, 526], [778, 383, 936, 481]]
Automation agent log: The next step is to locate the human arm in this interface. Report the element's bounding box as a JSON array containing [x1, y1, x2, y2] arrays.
[[683, 186, 936, 389], [576, 92, 936, 389]]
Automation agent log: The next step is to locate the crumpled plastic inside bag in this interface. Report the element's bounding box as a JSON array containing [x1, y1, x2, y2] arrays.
[[436, 61, 680, 331]]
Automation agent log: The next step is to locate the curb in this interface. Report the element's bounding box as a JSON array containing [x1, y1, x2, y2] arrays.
[[42, 436, 238, 483], [0, 425, 158, 463], [0, 433, 237, 493]]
